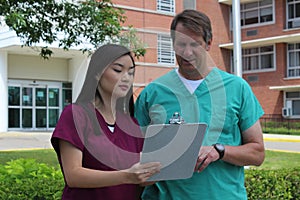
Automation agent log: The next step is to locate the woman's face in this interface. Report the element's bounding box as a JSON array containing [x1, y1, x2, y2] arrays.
[[98, 54, 135, 99]]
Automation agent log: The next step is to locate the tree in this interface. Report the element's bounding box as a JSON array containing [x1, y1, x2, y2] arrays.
[[0, 0, 146, 59]]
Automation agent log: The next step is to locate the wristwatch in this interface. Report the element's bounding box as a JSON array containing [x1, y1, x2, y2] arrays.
[[213, 143, 225, 160]]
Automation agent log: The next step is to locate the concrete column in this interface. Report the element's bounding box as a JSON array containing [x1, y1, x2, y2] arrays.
[[0, 51, 8, 132], [69, 56, 89, 101]]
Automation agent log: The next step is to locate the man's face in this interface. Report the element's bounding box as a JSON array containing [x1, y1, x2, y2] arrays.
[[173, 22, 211, 80]]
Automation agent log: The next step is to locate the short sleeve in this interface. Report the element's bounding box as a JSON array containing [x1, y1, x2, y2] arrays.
[[51, 104, 87, 155], [134, 87, 151, 128], [239, 81, 264, 132]]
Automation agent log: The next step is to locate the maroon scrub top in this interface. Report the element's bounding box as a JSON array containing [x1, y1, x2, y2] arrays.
[[51, 104, 144, 200]]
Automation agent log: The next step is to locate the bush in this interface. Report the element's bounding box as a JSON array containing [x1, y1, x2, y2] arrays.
[[0, 158, 63, 200], [245, 168, 300, 200], [0, 158, 299, 199], [263, 127, 300, 135]]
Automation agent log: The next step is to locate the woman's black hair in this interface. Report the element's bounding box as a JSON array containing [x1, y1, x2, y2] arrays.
[[75, 44, 135, 117]]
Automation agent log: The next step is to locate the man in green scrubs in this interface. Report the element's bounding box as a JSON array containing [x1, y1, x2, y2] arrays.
[[135, 10, 265, 200]]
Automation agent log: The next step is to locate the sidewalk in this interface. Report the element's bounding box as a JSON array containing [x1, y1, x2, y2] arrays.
[[263, 133, 300, 142], [0, 131, 299, 152], [0, 131, 52, 151], [263, 133, 300, 153]]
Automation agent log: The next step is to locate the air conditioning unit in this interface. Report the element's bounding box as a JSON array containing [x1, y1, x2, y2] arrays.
[[282, 100, 292, 118], [282, 107, 291, 117], [292, 20, 300, 28]]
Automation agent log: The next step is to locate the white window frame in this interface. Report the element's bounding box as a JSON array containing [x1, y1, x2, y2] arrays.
[[157, 0, 175, 14], [286, 0, 300, 29], [240, 0, 274, 28], [157, 34, 175, 65], [241, 45, 276, 73], [287, 43, 300, 78]]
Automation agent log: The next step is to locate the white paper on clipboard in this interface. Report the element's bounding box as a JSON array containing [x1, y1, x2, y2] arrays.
[[140, 123, 207, 181]]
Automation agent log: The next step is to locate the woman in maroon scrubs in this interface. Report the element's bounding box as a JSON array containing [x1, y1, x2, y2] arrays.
[[51, 44, 160, 200]]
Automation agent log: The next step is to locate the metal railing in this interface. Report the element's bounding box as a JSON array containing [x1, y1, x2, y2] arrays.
[[260, 114, 300, 135]]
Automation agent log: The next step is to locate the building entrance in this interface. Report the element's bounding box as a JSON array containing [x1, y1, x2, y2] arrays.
[[8, 80, 65, 131]]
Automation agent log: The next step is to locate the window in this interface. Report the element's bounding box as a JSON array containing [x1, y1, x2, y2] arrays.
[[287, 43, 300, 78], [240, 0, 273, 27], [157, 0, 175, 13], [287, 0, 300, 29], [284, 92, 300, 117], [62, 82, 72, 108], [157, 34, 175, 65], [242, 45, 275, 72], [183, 0, 196, 10]]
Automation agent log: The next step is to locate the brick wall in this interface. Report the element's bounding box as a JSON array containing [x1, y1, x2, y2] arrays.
[[115, 0, 300, 119]]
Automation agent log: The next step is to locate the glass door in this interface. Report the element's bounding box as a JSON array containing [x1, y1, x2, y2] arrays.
[[8, 80, 63, 131], [35, 87, 47, 129], [22, 87, 33, 128], [8, 86, 21, 128], [48, 88, 60, 128]]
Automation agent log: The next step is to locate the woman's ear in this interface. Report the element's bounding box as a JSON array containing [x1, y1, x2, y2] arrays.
[[206, 40, 212, 51]]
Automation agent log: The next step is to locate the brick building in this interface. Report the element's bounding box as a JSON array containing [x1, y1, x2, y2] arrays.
[[115, 0, 300, 120], [0, 0, 299, 132]]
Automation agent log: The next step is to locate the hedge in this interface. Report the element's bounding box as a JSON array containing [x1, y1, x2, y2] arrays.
[[0, 158, 299, 199], [0, 158, 63, 200], [245, 168, 300, 200]]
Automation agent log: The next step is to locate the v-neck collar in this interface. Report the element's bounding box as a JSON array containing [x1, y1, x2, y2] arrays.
[[175, 69, 205, 94], [171, 69, 213, 95], [171, 70, 195, 96], [94, 108, 117, 135]]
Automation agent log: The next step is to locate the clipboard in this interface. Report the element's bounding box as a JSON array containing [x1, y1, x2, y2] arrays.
[[140, 123, 207, 181]]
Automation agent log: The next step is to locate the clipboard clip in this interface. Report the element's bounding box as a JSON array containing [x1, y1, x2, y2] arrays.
[[169, 112, 185, 124]]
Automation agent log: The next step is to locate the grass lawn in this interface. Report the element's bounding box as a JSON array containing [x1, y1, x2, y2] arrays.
[[0, 149, 59, 168], [252, 150, 300, 170], [0, 149, 299, 170]]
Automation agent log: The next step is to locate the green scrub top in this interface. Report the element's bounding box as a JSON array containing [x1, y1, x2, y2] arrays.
[[135, 68, 264, 200]]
